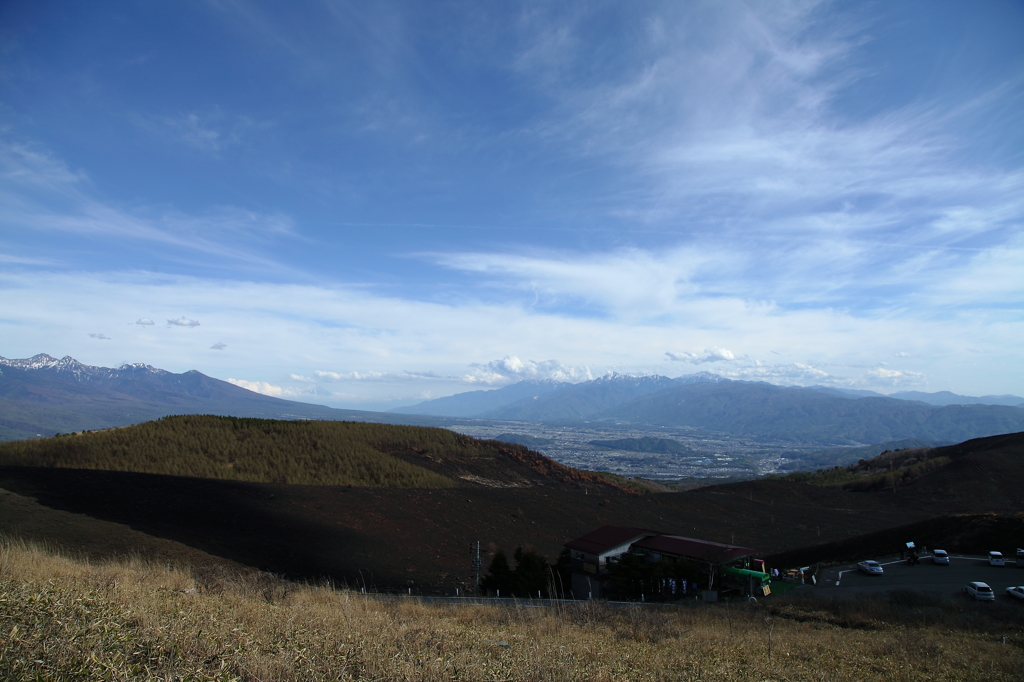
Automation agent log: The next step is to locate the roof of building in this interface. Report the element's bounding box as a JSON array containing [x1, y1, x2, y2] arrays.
[[564, 525, 657, 555], [631, 534, 755, 563]]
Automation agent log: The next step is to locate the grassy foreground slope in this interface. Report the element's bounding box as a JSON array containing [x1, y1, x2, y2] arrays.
[[0, 415, 624, 490], [2, 538, 1021, 682]]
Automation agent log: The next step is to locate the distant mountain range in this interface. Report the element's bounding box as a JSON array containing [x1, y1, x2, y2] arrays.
[[813, 386, 1024, 407], [396, 373, 1023, 419], [386, 379, 570, 418], [598, 381, 1024, 444], [0, 353, 442, 441], [391, 371, 728, 419], [3, 353, 1023, 448], [395, 372, 1024, 445]]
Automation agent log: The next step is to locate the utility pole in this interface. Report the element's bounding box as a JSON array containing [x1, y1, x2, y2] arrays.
[[470, 541, 482, 595]]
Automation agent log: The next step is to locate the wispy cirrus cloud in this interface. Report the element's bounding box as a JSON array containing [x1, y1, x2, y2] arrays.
[[494, 2, 1024, 319], [1, 1, 1020, 406], [0, 139, 299, 275], [0, 253, 56, 266], [137, 111, 263, 154]]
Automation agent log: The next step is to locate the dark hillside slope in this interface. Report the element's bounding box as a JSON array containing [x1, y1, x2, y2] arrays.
[[599, 382, 1024, 444], [3, 429, 1021, 592], [881, 434, 1024, 513], [0, 415, 625, 491], [0, 465, 937, 591], [784, 431, 1024, 498]]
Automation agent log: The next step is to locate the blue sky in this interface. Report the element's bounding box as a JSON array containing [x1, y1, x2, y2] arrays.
[[1, 0, 1022, 409]]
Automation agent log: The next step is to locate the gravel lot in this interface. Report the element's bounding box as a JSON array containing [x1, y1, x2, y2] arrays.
[[811, 554, 1024, 601]]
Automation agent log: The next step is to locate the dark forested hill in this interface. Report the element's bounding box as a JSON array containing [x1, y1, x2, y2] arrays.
[[0, 415, 626, 491]]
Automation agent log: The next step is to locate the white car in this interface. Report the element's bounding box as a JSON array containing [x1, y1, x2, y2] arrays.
[[989, 551, 1005, 566], [966, 582, 995, 601], [1006, 586, 1024, 601], [932, 549, 949, 565], [858, 560, 884, 575]]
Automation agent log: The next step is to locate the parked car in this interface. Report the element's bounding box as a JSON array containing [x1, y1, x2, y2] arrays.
[[965, 582, 995, 601], [989, 551, 1005, 566], [932, 549, 950, 565], [1006, 586, 1024, 601], [858, 560, 884, 575]]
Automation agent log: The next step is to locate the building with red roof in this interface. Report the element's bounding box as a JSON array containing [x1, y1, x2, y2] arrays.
[[564, 525, 757, 599]]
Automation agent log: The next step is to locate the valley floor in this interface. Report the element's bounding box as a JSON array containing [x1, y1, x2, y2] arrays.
[[1, 538, 1021, 681]]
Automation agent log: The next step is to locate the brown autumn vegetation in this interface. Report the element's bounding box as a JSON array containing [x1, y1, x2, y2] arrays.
[[0, 415, 639, 492], [780, 431, 1023, 492], [2, 537, 1022, 681]]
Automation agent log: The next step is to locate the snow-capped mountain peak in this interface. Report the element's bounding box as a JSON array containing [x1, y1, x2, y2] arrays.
[[117, 362, 168, 375], [675, 371, 727, 384], [0, 354, 168, 380], [0, 353, 61, 370], [595, 372, 671, 385]]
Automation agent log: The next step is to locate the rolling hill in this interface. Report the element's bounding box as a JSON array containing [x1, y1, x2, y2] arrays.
[[0, 415, 626, 491], [2, 416, 1021, 591]]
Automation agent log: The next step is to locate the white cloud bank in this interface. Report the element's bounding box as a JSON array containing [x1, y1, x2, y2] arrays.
[[464, 356, 594, 385], [168, 317, 200, 327], [227, 378, 331, 399], [666, 347, 736, 364], [864, 367, 926, 388], [228, 378, 284, 396], [0, 269, 1016, 404]]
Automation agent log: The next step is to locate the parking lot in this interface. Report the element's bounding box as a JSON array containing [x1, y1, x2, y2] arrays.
[[811, 555, 1024, 601]]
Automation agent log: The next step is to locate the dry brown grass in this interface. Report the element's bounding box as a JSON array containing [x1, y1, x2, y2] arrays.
[[2, 538, 1021, 681]]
